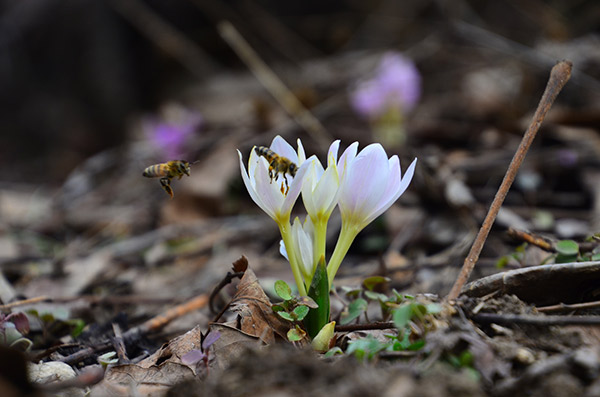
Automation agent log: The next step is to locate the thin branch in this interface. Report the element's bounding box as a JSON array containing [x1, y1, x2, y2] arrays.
[[446, 60, 573, 301], [217, 20, 332, 146], [109, 0, 215, 78], [335, 321, 396, 332], [471, 313, 600, 326], [537, 299, 600, 313], [112, 323, 130, 364], [0, 295, 50, 310]]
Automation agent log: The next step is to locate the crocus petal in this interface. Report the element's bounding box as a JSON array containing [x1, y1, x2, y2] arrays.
[[238, 150, 276, 219], [337, 141, 359, 180], [293, 218, 314, 275], [279, 240, 289, 260], [357, 157, 417, 227], [270, 135, 298, 163], [394, 157, 417, 199], [310, 165, 339, 216], [280, 156, 314, 216], [339, 144, 390, 223], [254, 158, 287, 216], [327, 140, 340, 167], [297, 138, 307, 165]]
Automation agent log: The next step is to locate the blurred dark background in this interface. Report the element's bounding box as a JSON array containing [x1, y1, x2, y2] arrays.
[[0, 0, 598, 183]]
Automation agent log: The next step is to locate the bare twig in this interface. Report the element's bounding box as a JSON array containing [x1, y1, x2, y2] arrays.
[[537, 299, 600, 313], [506, 228, 554, 251], [130, 293, 208, 336], [109, 0, 215, 78], [446, 60, 573, 301], [335, 321, 396, 332], [217, 20, 331, 146], [0, 295, 49, 310], [507, 228, 599, 253], [112, 323, 129, 364], [209, 271, 245, 315], [471, 313, 600, 326]]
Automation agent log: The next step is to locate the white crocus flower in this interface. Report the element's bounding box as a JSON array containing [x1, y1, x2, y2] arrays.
[[327, 143, 417, 286], [302, 140, 341, 268], [238, 135, 315, 296], [279, 217, 315, 281], [238, 135, 310, 223]]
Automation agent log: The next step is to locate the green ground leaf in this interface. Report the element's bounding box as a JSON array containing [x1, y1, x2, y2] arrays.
[[555, 240, 579, 256], [340, 298, 368, 325], [304, 257, 330, 338], [274, 280, 293, 301], [277, 312, 294, 322], [293, 305, 310, 321], [287, 327, 306, 342], [392, 304, 413, 329], [362, 276, 391, 291]]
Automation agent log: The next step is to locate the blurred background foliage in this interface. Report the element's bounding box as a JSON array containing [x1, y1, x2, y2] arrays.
[[1, 0, 598, 183]]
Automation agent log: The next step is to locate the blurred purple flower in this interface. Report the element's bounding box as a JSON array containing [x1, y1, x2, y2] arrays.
[[351, 52, 421, 118], [557, 149, 578, 168], [145, 105, 202, 160]]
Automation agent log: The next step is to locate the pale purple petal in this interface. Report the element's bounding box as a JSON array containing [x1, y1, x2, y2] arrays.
[[311, 165, 339, 215], [365, 157, 417, 225], [327, 140, 340, 167], [279, 240, 289, 260], [377, 53, 421, 111], [293, 218, 313, 275], [350, 81, 386, 118], [363, 155, 401, 225], [337, 142, 359, 179], [281, 156, 314, 215], [202, 331, 221, 349], [339, 144, 390, 220], [270, 135, 298, 163], [349, 52, 421, 118], [297, 138, 306, 164], [181, 350, 206, 365], [254, 159, 286, 217], [238, 150, 276, 219], [394, 157, 417, 200]]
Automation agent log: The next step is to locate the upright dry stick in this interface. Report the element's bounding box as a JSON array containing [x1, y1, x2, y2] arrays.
[[217, 20, 332, 146], [446, 60, 573, 301]]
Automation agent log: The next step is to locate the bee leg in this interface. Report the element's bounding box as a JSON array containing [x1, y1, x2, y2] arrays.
[[160, 178, 174, 198], [268, 167, 275, 183]]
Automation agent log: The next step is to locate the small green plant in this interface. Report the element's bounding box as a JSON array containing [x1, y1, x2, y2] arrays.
[[271, 280, 317, 341], [496, 243, 527, 268], [98, 351, 119, 368], [554, 237, 600, 263], [26, 308, 86, 339], [341, 280, 444, 360]]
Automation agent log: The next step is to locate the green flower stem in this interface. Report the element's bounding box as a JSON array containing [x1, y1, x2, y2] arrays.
[[278, 218, 308, 296], [310, 216, 328, 285], [326, 221, 361, 289]]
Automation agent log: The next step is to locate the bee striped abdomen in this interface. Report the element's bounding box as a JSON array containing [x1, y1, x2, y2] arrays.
[[254, 145, 298, 194], [255, 146, 277, 162], [143, 164, 167, 178], [142, 160, 191, 198]]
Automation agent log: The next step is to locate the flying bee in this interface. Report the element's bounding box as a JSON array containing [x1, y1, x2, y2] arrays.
[[143, 160, 191, 198], [254, 146, 298, 195]]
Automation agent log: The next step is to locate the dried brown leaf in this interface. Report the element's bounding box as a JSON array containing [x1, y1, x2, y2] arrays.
[[229, 268, 291, 344]]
